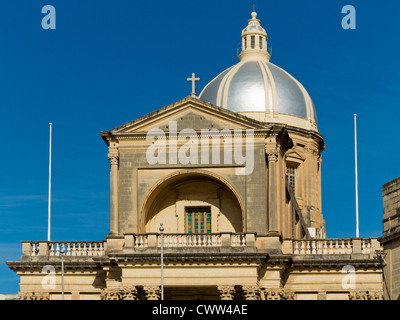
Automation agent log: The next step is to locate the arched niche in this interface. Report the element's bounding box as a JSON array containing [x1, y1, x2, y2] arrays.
[[140, 171, 244, 234]]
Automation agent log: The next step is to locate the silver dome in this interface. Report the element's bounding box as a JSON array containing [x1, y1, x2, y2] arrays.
[[198, 60, 318, 132]]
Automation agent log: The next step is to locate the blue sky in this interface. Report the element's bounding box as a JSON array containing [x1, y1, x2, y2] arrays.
[[0, 0, 399, 293]]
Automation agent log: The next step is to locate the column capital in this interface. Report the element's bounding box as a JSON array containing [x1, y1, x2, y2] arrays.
[[108, 153, 119, 166], [143, 286, 161, 300], [119, 286, 138, 300], [100, 288, 121, 300], [266, 149, 278, 161], [217, 286, 236, 300], [242, 285, 260, 300]]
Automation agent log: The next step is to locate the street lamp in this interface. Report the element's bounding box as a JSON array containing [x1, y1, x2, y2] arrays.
[[159, 223, 164, 300], [60, 244, 65, 300]]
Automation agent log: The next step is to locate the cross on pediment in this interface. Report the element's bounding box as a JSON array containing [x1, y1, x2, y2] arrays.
[[187, 73, 200, 97]]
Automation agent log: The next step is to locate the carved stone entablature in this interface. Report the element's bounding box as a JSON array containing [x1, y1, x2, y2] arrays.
[[242, 285, 260, 300], [348, 291, 383, 300], [217, 286, 236, 300], [262, 289, 295, 300], [18, 292, 50, 300], [119, 286, 138, 300], [100, 288, 121, 300], [143, 286, 161, 300]]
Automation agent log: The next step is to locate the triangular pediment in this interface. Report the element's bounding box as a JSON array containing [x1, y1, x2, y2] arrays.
[[104, 97, 269, 135], [285, 148, 305, 162]]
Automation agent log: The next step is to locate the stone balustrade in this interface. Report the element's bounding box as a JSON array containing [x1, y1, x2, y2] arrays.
[[22, 241, 107, 257], [283, 238, 382, 255], [128, 233, 248, 249], [20, 236, 382, 258]]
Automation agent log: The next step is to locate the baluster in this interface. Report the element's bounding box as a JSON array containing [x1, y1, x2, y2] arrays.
[[232, 235, 237, 247], [317, 241, 322, 254], [217, 235, 221, 246], [322, 241, 327, 254], [187, 235, 192, 247], [66, 243, 71, 256], [55, 243, 60, 256], [92, 242, 97, 256], [300, 241, 305, 254], [311, 241, 316, 254], [192, 235, 197, 246], [48, 243, 54, 256], [306, 241, 311, 254], [178, 235, 182, 247], [31, 243, 36, 256], [86, 243, 92, 256], [340, 241, 345, 254], [328, 241, 333, 254], [182, 235, 187, 247], [166, 235, 171, 248], [82, 242, 87, 256], [294, 241, 299, 254], [361, 240, 366, 254]]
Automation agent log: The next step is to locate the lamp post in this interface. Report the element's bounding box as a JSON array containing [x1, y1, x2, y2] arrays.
[[159, 223, 164, 300], [60, 245, 65, 300]]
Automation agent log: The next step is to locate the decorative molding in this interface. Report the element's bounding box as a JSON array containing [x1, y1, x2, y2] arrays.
[[262, 289, 295, 300], [217, 286, 236, 300], [242, 285, 260, 300], [119, 286, 138, 300], [18, 292, 50, 300], [348, 291, 383, 300], [143, 286, 161, 300], [100, 288, 121, 300]]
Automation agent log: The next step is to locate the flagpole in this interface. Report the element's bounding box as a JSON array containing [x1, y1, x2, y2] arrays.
[[354, 114, 359, 238], [48, 123, 52, 242]]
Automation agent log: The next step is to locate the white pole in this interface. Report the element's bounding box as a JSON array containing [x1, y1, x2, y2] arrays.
[[160, 223, 164, 300], [354, 114, 359, 238], [48, 123, 52, 242]]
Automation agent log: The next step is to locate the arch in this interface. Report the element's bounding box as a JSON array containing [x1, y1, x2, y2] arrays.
[[139, 169, 245, 233]]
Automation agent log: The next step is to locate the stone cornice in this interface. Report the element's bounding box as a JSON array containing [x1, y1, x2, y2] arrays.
[[291, 257, 382, 269], [6, 260, 100, 272], [108, 252, 269, 264]]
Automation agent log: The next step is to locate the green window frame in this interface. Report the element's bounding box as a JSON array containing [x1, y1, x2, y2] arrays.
[[186, 207, 211, 234]]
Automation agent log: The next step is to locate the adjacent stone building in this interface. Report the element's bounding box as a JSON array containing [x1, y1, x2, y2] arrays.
[[6, 11, 385, 300], [379, 177, 400, 300]]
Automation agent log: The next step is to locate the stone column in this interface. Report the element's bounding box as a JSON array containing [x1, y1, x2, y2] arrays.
[[144, 286, 161, 300], [217, 286, 236, 300], [266, 149, 279, 233], [108, 153, 119, 236]]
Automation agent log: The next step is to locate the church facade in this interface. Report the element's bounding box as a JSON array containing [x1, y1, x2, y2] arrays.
[[7, 11, 384, 300]]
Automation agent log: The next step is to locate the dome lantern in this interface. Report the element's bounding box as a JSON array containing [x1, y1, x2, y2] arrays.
[[238, 11, 271, 62]]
